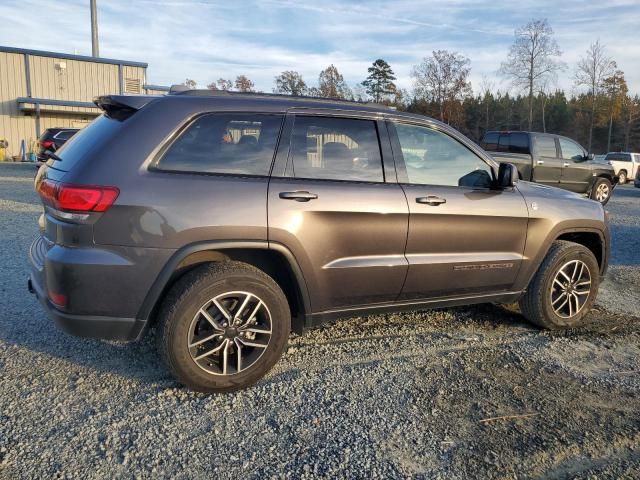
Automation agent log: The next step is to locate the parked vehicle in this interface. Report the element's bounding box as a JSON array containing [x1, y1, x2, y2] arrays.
[[28, 91, 610, 392], [604, 152, 640, 184], [481, 131, 617, 204], [37, 128, 79, 162]]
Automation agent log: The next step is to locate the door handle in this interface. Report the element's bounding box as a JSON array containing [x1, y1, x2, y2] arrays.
[[279, 191, 318, 202], [416, 196, 446, 206], [536, 160, 545, 165]]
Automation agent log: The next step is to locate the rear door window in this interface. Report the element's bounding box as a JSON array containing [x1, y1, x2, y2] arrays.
[[157, 113, 283, 175], [481, 132, 499, 151], [509, 133, 529, 154], [289, 116, 384, 182], [534, 136, 558, 158]]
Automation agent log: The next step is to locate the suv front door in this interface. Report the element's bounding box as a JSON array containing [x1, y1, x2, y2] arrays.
[[388, 121, 529, 300], [268, 114, 409, 313]]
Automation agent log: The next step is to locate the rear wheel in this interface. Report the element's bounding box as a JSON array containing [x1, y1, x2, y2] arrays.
[[519, 241, 599, 329], [590, 178, 612, 205], [157, 262, 290, 393], [618, 170, 627, 184]]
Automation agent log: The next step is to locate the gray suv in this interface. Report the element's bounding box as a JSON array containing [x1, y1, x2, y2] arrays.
[[28, 90, 610, 392]]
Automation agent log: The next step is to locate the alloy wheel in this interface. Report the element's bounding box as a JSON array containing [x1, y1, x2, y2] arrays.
[[595, 183, 610, 202], [187, 291, 272, 375], [549, 259, 592, 318]]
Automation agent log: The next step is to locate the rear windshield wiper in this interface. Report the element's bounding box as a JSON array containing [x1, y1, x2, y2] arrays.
[[43, 149, 62, 161]]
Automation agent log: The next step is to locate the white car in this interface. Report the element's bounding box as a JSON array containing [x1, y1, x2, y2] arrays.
[[604, 152, 640, 184]]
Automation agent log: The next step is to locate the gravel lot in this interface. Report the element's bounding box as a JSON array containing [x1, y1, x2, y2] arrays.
[[1, 162, 639, 479]]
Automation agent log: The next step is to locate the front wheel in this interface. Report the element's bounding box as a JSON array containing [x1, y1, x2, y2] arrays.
[[590, 178, 612, 205], [156, 261, 291, 393], [519, 241, 599, 329]]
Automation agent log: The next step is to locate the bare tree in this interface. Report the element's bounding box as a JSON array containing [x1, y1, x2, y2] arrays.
[[183, 78, 197, 89], [411, 50, 472, 124], [234, 75, 255, 92], [208, 78, 232, 91], [273, 71, 307, 96], [575, 39, 617, 153], [500, 19, 564, 130], [318, 65, 352, 99]]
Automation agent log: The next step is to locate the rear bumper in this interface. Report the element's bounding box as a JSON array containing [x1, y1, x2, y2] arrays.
[[27, 235, 171, 342], [28, 273, 144, 341]]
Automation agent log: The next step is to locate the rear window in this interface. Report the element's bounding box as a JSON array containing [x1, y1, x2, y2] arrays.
[[46, 116, 121, 172], [54, 130, 77, 141], [605, 153, 632, 162], [157, 113, 283, 176]]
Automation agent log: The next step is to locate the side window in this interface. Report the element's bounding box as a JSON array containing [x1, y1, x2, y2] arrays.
[[157, 113, 283, 175], [509, 133, 530, 154], [289, 116, 383, 182], [481, 132, 499, 151], [535, 136, 558, 158], [559, 138, 585, 161], [394, 123, 493, 188]]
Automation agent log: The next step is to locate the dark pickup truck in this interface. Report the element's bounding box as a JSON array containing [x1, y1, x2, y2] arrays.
[[481, 131, 617, 204]]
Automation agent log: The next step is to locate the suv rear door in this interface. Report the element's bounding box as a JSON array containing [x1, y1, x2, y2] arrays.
[[388, 120, 529, 300], [268, 112, 409, 313], [532, 134, 562, 185]]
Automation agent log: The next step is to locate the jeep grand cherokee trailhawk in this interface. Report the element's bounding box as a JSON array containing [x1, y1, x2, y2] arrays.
[[28, 89, 610, 392]]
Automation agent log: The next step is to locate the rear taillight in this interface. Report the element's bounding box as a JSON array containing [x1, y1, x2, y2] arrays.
[[40, 139, 54, 150], [37, 179, 119, 213]]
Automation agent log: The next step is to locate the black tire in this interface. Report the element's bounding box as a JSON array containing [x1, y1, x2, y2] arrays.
[[590, 177, 612, 205], [519, 241, 599, 330], [618, 170, 627, 184], [156, 261, 290, 393]]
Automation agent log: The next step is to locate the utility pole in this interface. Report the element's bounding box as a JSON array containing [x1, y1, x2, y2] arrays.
[[91, 0, 99, 57]]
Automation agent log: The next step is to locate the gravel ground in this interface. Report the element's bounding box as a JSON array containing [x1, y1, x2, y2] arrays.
[[1, 162, 639, 479]]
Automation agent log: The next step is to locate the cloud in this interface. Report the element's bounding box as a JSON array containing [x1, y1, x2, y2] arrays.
[[0, 0, 638, 94]]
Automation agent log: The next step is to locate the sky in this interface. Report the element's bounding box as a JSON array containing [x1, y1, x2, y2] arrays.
[[2, 0, 639, 96]]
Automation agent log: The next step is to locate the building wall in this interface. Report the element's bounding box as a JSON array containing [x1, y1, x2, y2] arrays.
[[0, 52, 32, 158], [0, 49, 149, 158]]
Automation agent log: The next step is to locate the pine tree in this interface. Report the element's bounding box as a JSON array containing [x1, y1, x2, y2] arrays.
[[362, 59, 397, 103]]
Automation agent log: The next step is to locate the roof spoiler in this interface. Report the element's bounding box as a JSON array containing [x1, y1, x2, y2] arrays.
[[93, 95, 156, 120]]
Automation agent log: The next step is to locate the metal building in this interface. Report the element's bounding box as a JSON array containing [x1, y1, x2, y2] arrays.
[[0, 46, 168, 158]]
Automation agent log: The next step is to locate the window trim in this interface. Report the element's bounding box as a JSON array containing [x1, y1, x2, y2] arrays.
[[387, 120, 497, 189], [281, 113, 388, 184], [149, 111, 286, 178]]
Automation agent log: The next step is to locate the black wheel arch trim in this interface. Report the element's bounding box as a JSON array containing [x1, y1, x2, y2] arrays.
[[135, 240, 312, 335]]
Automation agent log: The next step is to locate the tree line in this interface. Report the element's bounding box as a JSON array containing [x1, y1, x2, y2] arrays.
[[182, 18, 640, 154]]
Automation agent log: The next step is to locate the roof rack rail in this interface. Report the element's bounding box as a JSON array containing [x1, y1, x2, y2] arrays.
[[166, 85, 384, 108]]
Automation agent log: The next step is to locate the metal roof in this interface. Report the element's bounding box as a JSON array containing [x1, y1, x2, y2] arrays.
[[0, 45, 148, 68]]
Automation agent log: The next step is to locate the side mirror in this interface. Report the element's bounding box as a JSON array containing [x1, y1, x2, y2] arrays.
[[497, 162, 518, 188]]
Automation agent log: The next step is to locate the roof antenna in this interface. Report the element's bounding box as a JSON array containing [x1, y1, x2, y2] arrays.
[[90, 0, 99, 57]]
